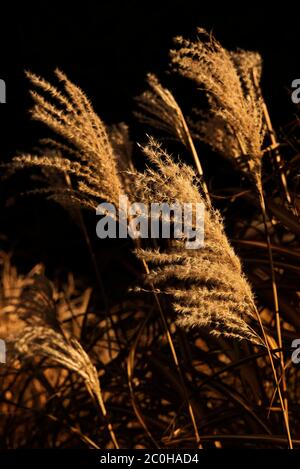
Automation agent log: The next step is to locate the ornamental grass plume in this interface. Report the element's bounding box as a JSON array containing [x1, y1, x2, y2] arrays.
[[135, 73, 209, 198], [11, 69, 123, 209], [133, 139, 263, 344], [136, 73, 192, 148], [12, 293, 119, 448], [14, 326, 101, 400], [171, 30, 292, 444], [170, 28, 266, 179], [13, 325, 119, 447]]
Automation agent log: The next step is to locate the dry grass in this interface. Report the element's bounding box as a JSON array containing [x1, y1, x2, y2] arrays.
[[170, 28, 266, 179], [0, 28, 300, 449], [132, 139, 261, 343]]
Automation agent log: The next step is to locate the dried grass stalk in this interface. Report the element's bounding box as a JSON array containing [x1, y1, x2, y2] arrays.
[[136, 73, 191, 147], [135, 74, 209, 199], [171, 28, 266, 178], [11, 70, 123, 209], [13, 325, 119, 448], [133, 139, 262, 344], [14, 326, 100, 396]]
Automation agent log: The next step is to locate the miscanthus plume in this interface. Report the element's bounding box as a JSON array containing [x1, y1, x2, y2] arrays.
[[133, 139, 262, 344], [171, 28, 266, 179]]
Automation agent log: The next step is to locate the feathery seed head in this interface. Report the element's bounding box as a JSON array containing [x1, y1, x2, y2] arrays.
[[12, 70, 124, 209], [134, 140, 262, 344], [170, 28, 266, 179], [14, 326, 102, 403], [135, 74, 190, 148]]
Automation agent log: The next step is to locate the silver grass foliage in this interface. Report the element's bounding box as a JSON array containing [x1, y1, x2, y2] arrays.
[[170, 28, 266, 178], [14, 326, 101, 399], [136, 73, 191, 148], [133, 139, 263, 344], [11, 69, 123, 209]]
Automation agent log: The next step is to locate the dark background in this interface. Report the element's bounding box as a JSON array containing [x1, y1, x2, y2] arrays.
[[0, 2, 299, 286], [0, 4, 299, 153]]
